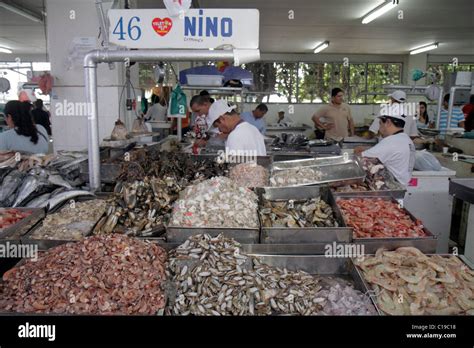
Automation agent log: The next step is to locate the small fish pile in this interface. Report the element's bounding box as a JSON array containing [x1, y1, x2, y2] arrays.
[[0, 153, 87, 208], [260, 198, 338, 228], [355, 247, 474, 315], [0, 208, 33, 230], [166, 234, 375, 316], [337, 198, 427, 238], [30, 200, 108, 240], [270, 167, 323, 187], [94, 177, 182, 236], [169, 177, 259, 228], [0, 234, 167, 315], [229, 163, 269, 188]]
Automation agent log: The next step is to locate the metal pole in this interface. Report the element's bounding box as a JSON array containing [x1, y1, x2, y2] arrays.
[[436, 85, 444, 130], [84, 49, 250, 189], [84, 56, 100, 191]]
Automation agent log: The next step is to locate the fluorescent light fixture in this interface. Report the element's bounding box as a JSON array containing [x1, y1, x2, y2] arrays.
[[362, 1, 398, 24], [410, 43, 439, 55], [314, 41, 329, 54], [0, 47, 13, 54], [0, 1, 43, 23]]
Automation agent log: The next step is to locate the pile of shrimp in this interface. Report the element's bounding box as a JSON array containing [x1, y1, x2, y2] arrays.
[[355, 247, 474, 315], [337, 198, 427, 238]]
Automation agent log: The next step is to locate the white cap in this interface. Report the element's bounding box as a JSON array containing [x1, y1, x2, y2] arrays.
[[388, 90, 406, 103], [206, 99, 237, 130], [278, 108, 285, 113], [378, 106, 407, 121]]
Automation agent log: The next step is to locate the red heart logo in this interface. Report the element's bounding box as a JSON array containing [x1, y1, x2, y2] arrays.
[[152, 17, 173, 36]]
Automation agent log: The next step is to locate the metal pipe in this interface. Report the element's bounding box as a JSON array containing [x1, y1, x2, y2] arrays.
[[84, 49, 246, 190], [436, 85, 444, 130], [84, 62, 100, 191]]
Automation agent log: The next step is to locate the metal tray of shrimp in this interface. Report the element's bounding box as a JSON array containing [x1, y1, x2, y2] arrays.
[[353, 253, 473, 316], [165, 226, 260, 244], [335, 195, 438, 254], [269, 155, 365, 188], [20, 197, 109, 251], [0, 208, 46, 245], [256, 186, 353, 244]]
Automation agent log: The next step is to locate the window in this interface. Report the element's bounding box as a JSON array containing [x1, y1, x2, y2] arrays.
[[172, 61, 403, 104], [427, 63, 474, 85], [366, 63, 403, 103]]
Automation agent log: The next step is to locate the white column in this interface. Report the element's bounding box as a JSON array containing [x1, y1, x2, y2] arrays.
[[46, 0, 139, 152]]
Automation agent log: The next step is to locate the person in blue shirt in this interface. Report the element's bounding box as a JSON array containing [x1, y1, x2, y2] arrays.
[[240, 103, 268, 135], [438, 93, 465, 135]]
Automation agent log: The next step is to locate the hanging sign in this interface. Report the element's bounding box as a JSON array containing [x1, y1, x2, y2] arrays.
[[108, 9, 259, 49]]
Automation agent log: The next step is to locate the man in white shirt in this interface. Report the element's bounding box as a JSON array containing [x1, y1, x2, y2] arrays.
[[356, 112, 415, 187], [206, 100, 266, 157], [368, 90, 419, 139]]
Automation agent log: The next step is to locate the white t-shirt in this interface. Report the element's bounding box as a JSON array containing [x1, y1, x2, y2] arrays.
[[145, 103, 168, 122], [226, 122, 267, 156], [369, 115, 418, 137], [362, 132, 415, 187]]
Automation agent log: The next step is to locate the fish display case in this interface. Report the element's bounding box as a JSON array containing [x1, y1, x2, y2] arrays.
[[269, 155, 366, 188], [0, 208, 46, 245], [335, 195, 438, 253], [257, 186, 353, 244]]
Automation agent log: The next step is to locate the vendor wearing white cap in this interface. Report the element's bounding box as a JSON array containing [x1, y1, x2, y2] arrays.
[[356, 111, 416, 187], [368, 90, 419, 139], [206, 99, 267, 156]]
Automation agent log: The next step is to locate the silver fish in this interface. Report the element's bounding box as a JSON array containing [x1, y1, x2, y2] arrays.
[[44, 190, 95, 211], [0, 170, 26, 202], [47, 174, 73, 189], [25, 192, 52, 208], [12, 175, 48, 207]]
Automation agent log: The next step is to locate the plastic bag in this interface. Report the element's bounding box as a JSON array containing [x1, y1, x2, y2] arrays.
[[110, 120, 128, 140], [414, 150, 442, 171], [163, 0, 191, 17], [132, 117, 149, 133], [168, 85, 187, 119]]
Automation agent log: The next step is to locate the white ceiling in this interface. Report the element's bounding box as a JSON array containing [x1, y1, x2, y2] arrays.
[[0, 0, 47, 55], [0, 0, 473, 56]]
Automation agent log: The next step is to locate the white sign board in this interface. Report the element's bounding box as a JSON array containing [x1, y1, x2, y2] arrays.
[[108, 9, 259, 49]]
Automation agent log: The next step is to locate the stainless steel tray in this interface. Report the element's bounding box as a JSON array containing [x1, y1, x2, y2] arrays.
[[354, 254, 472, 316], [249, 254, 378, 314], [21, 197, 109, 251], [270, 155, 365, 188], [331, 167, 406, 199], [257, 186, 352, 244], [0, 208, 46, 243], [166, 226, 260, 244], [335, 195, 438, 254]]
